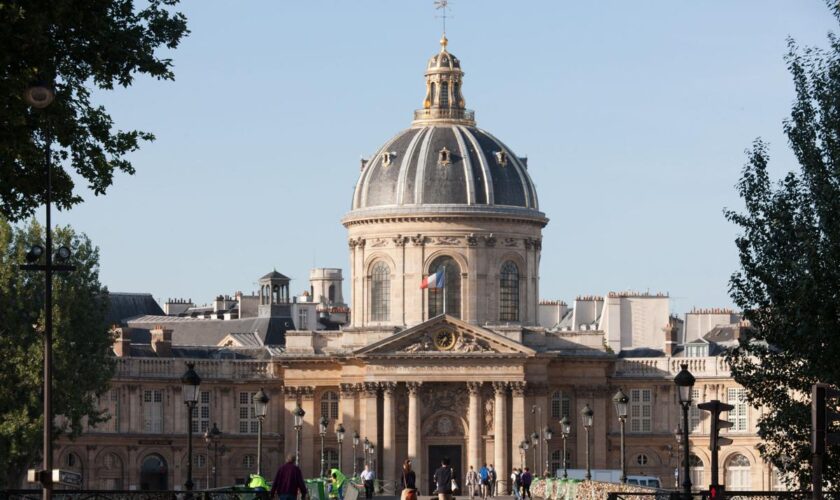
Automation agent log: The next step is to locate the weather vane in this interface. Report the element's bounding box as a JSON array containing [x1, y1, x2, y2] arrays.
[[434, 0, 452, 34]]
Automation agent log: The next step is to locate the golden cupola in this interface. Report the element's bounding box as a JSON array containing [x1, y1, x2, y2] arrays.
[[414, 35, 475, 126]]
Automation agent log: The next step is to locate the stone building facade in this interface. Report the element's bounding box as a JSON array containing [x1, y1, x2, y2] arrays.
[[50, 36, 780, 493]]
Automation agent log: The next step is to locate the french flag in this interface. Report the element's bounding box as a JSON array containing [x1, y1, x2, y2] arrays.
[[420, 271, 445, 289]]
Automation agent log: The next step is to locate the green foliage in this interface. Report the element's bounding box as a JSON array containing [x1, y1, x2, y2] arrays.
[[0, 218, 114, 487], [725, 1, 840, 489], [0, 0, 188, 222]]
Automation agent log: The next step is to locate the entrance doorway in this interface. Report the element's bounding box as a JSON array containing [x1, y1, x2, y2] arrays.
[[427, 445, 462, 494], [140, 454, 168, 490]]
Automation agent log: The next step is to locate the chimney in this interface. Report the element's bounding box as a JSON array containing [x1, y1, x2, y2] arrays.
[[663, 319, 679, 356], [112, 326, 132, 357], [150, 325, 173, 357]]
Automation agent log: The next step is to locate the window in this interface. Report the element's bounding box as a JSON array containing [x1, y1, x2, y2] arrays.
[[689, 388, 701, 432], [65, 453, 79, 468], [328, 284, 336, 303], [243, 455, 256, 469], [321, 391, 339, 420], [298, 308, 309, 329], [371, 262, 391, 322], [727, 388, 748, 432], [438, 147, 451, 166], [239, 392, 259, 434], [689, 454, 704, 490], [440, 81, 449, 107], [430, 82, 436, 106], [195, 454, 207, 468], [143, 390, 163, 433], [550, 391, 572, 422], [192, 391, 211, 433], [494, 151, 508, 166], [725, 454, 751, 491], [636, 454, 648, 466], [629, 389, 652, 433], [325, 448, 339, 472], [453, 82, 460, 105], [549, 449, 572, 473], [499, 261, 520, 322], [428, 256, 461, 318], [685, 344, 709, 357]]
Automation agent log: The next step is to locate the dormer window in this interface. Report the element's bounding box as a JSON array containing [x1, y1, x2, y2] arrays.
[[438, 147, 451, 166], [494, 151, 508, 166], [382, 151, 397, 167]]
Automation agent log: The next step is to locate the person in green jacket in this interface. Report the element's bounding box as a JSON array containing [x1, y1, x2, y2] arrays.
[[249, 473, 270, 491], [328, 468, 347, 500]]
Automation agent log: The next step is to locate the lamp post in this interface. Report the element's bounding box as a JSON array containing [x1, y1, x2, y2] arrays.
[[369, 443, 377, 485], [675, 364, 696, 499], [531, 431, 539, 474], [581, 404, 593, 481], [518, 442, 526, 469], [336, 423, 346, 473], [204, 422, 222, 488], [293, 404, 306, 466], [543, 427, 553, 477], [612, 389, 629, 484], [20, 81, 72, 500], [320, 416, 329, 477], [521, 440, 529, 469], [352, 431, 360, 476], [181, 363, 202, 492], [253, 388, 270, 476], [674, 425, 683, 489], [363, 436, 371, 468], [559, 416, 570, 479]]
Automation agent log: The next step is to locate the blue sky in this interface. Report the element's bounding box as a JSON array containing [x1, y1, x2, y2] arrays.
[[54, 1, 836, 312]]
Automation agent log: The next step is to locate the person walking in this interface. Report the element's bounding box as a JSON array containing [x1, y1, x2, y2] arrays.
[[400, 459, 417, 500], [478, 464, 489, 500], [433, 457, 454, 500], [269, 453, 309, 500], [360, 463, 375, 500], [520, 467, 533, 499], [466, 466, 480, 499], [488, 464, 497, 497], [511, 469, 522, 500]]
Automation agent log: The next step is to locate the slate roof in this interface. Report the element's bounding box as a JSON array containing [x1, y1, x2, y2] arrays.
[[125, 315, 294, 346], [107, 292, 164, 325], [261, 271, 290, 281]]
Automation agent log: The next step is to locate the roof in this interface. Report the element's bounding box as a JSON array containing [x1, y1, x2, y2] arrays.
[[260, 270, 290, 281], [107, 292, 164, 324], [125, 315, 294, 346]]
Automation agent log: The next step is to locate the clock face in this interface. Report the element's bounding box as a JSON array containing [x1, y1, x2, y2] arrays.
[[434, 330, 456, 350]]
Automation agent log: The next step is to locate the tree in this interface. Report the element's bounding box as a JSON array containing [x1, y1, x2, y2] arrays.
[[0, 0, 188, 222], [0, 218, 114, 487], [725, 1, 840, 489]]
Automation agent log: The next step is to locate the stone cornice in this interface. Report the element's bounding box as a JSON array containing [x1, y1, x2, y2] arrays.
[[342, 208, 548, 228]]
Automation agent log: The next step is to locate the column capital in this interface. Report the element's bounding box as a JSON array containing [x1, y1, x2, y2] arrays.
[[339, 383, 358, 397], [492, 381, 509, 394], [362, 382, 380, 397], [510, 381, 527, 396], [467, 382, 483, 395], [406, 382, 423, 395], [380, 382, 397, 395], [299, 386, 316, 401]]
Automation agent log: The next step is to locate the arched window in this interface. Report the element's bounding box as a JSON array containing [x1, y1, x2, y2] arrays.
[[550, 391, 571, 421], [689, 454, 704, 490], [430, 82, 437, 106], [725, 454, 751, 491], [427, 256, 461, 318], [325, 448, 340, 472], [328, 284, 336, 303], [140, 454, 168, 491], [100, 453, 124, 490], [499, 261, 520, 322], [371, 262, 390, 321], [321, 390, 339, 420], [440, 81, 449, 107]]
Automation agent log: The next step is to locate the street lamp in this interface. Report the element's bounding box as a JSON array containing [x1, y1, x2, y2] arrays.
[[521, 440, 530, 469], [612, 389, 629, 484], [581, 404, 594, 481], [675, 364, 696, 499], [253, 388, 270, 476], [20, 81, 73, 500], [336, 423, 346, 472], [293, 404, 306, 466], [674, 425, 683, 488], [181, 362, 202, 492], [204, 422, 222, 488], [320, 415, 329, 477], [352, 431, 360, 476], [531, 431, 539, 474], [559, 416, 571, 479], [543, 427, 553, 477]]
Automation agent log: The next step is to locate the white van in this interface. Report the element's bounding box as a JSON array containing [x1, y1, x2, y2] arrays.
[[626, 476, 662, 489]]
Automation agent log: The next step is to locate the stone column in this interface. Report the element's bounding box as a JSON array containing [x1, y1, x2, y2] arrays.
[[382, 382, 397, 485], [360, 382, 380, 474], [493, 382, 509, 493], [340, 383, 359, 475], [300, 387, 316, 477], [407, 382, 423, 490], [467, 382, 483, 471], [510, 382, 527, 471]]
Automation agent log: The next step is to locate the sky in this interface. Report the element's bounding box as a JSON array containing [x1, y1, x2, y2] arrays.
[[49, 1, 837, 313]]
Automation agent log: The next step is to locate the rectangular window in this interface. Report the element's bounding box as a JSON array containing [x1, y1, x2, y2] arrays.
[[192, 391, 211, 433], [727, 387, 749, 432], [143, 389, 163, 433], [689, 388, 701, 432], [629, 389, 652, 433], [239, 391, 258, 434]]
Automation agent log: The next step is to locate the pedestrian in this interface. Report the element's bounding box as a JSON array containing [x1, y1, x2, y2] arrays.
[[478, 463, 489, 500], [329, 469, 348, 500], [511, 469, 521, 500], [488, 464, 497, 496], [269, 453, 309, 500], [521, 467, 532, 499], [361, 463, 375, 500], [433, 457, 454, 500], [466, 465, 480, 498], [401, 459, 417, 500]]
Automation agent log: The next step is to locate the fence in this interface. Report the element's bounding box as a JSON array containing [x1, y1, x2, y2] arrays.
[[0, 491, 269, 500], [607, 492, 840, 500]]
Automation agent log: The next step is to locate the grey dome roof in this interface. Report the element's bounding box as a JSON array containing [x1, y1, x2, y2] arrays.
[[351, 125, 539, 212]]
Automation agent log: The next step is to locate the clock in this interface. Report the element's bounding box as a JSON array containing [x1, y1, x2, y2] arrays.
[[434, 330, 456, 351]]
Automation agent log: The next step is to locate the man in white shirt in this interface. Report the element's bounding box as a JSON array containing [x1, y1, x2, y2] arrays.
[[361, 464, 375, 499]]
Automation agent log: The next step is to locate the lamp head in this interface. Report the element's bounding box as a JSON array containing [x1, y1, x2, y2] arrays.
[[319, 415, 329, 435], [336, 423, 345, 442], [544, 426, 553, 441], [581, 403, 594, 428], [559, 416, 571, 436], [180, 362, 201, 404], [612, 388, 629, 419], [674, 363, 696, 405], [253, 388, 270, 419], [353, 430, 360, 446]]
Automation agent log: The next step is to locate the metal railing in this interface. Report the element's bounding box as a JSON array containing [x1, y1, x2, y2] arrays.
[[0, 491, 269, 500], [607, 492, 840, 500], [412, 108, 475, 122]]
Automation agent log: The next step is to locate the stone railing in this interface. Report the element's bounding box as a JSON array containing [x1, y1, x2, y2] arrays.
[[114, 357, 274, 380], [614, 356, 731, 379]]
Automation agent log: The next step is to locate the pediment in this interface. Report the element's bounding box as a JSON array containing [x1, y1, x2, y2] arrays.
[[355, 315, 536, 356]]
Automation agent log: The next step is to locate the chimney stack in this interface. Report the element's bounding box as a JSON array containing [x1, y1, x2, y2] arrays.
[[150, 325, 173, 357], [663, 318, 679, 356], [111, 326, 133, 357]]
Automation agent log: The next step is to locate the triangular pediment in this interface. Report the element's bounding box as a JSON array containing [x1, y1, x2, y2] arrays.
[[355, 315, 536, 356]]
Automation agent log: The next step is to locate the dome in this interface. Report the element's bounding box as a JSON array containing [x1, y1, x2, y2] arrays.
[[351, 125, 538, 211]]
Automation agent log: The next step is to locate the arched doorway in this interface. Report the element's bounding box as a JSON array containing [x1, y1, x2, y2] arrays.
[[427, 256, 461, 318], [140, 454, 168, 491]]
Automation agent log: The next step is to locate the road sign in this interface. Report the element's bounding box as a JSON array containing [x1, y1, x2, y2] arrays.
[[52, 469, 82, 487]]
